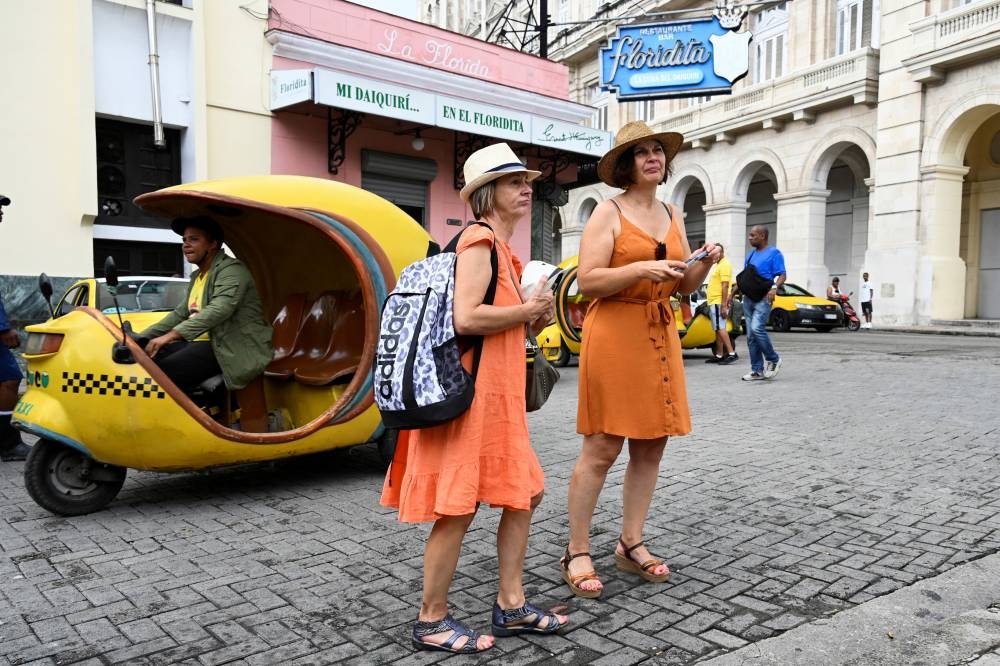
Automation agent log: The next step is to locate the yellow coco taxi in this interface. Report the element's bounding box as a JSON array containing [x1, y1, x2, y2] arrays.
[[52, 276, 189, 332], [530, 256, 741, 366], [14, 176, 432, 515]]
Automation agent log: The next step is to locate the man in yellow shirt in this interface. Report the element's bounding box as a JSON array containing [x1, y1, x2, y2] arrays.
[[705, 244, 737, 365]]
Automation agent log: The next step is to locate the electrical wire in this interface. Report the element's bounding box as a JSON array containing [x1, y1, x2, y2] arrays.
[[549, 0, 791, 28]]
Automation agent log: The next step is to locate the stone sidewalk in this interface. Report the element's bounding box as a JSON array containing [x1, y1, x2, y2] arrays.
[[1, 331, 999, 664]]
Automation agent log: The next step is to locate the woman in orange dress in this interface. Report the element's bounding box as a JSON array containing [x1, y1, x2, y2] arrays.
[[560, 122, 721, 598], [381, 143, 568, 654]]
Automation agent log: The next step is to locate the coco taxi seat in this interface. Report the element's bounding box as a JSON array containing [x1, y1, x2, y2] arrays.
[[269, 292, 309, 364], [264, 291, 338, 379], [293, 291, 365, 386]]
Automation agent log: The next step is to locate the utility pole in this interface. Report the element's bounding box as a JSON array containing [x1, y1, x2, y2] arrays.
[[538, 0, 548, 58]]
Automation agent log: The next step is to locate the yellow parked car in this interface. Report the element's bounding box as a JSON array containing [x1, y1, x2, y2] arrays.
[[52, 276, 189, 332], [14, 175, 432, 515], [767, 282, 844, 332], [531, 256, 741, 367]]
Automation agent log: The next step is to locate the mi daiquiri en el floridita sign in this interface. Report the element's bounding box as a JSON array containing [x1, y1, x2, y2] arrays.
[[600, 2, 752, 100], [271, 68, 612, 157]]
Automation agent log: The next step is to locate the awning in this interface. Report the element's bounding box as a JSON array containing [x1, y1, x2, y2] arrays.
[[271, 67, 612, 159]]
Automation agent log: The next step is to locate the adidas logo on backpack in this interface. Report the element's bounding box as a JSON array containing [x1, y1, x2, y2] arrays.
[[374, 222, 497, 429]]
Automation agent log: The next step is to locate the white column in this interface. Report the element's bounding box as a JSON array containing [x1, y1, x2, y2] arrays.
[[917, 164, 969, 322], [560, 227, 582, 261], [702, 202, 750, 268], [773, 188, 831, 296]]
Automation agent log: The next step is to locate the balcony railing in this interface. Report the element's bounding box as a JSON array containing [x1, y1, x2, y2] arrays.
[[653, 48, 879, 146], [904, 0, 1000, 83]]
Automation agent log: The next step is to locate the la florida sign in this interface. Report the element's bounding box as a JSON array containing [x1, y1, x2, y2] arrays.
[[600, 9, 752, 100]]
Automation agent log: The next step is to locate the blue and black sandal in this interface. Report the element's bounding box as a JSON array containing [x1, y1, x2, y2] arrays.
[[411, 614, 491, 654], [491, 602, 566, 637]]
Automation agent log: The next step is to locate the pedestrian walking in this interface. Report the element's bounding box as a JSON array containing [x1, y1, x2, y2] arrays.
[[0, 195, 30, 462], [705, 243, 737, 365], [380, 143, 567, 654], [860, 271, 874, 328], [736, 225, 785, 381], [560, 121, 720, 598]]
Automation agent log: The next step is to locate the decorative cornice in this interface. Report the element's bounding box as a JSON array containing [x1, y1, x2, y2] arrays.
[[920, 164, 971, 179], [703, 202, 751, 214], [267, 30, 592, 123], [772, 188, 832, 202]]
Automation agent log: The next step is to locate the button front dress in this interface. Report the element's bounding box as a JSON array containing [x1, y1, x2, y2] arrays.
[[577, 204, 692, 439], [381, 225, 545, 523]]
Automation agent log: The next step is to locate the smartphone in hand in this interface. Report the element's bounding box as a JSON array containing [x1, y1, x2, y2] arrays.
[[685, 250, 709, 266]]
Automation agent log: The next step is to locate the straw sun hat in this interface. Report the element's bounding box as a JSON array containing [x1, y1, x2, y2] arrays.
[[459, 143, 542, 202], [597, 121, 684, 187]]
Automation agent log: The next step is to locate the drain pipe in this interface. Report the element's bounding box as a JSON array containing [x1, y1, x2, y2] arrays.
[[145, 0, 166, 147]]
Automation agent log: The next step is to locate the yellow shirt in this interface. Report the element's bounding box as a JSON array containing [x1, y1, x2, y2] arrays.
[[188, 271, 210, 341], [706, 257, 733, 305]]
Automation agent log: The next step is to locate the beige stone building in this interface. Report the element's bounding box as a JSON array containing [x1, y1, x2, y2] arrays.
[[429, 0, 1000, 325]]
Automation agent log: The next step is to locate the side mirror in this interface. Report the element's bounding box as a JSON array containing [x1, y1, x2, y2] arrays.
[[38, 273, 53, 300], [38, 273, 55, 319], [104, 256, 119, 290]]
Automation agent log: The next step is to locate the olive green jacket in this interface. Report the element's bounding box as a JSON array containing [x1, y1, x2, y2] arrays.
[[140, 253, 273, 389]]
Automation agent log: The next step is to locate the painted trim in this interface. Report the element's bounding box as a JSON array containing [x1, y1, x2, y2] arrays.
[[11, 420, 95, 459]]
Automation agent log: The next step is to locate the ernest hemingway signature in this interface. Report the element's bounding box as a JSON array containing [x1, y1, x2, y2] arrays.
[[539, 124, 606, 150]]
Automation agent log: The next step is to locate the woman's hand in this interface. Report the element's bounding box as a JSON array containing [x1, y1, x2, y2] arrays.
[[523, 276, 555, 326], [677, 243, 720, 293], [636, 260, 688, 283]]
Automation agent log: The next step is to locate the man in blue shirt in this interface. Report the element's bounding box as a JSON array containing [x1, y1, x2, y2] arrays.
[[0, 195, 30, 461], [739, 225, 785, 381]]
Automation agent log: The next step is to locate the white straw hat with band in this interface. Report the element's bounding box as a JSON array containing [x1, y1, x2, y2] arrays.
[[597, 121, 683, 187], [460, 143, 542, 202]]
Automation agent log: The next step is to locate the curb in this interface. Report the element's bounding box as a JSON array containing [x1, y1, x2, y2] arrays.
[[699, 553, 1000, 665]]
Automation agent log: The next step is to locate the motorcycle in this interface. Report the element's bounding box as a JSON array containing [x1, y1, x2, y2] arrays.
[[13, 175, 433, 515], [831, 291, 862, 331]]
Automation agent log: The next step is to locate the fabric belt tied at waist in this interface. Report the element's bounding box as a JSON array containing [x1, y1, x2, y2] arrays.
[[605, 296, 674, 349]]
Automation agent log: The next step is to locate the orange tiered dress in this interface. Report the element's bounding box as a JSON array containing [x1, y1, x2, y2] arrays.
[[577, 204, 692, 439], [380, 225, 545, 523]]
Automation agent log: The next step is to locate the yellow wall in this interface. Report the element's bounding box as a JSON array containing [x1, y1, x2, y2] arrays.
[[0, 0, 97, 277], [203, 0, 272, 177]]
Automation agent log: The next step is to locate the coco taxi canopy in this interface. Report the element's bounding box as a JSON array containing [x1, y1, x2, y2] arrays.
[[270, 68, 613, 159]]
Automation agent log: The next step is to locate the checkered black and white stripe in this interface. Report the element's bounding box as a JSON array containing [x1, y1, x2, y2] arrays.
[[61, 372, 166, 399]]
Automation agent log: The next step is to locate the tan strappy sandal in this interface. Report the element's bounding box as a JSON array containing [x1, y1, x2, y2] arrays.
[[559, 548, 603, 598], [614, 538, 670, 583]]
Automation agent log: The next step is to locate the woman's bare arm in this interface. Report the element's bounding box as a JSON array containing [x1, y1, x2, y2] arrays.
[[453, 242, 553, 336]]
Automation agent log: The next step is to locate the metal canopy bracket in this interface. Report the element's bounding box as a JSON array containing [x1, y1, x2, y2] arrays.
[[453, 133, 493, 191], [328, 108, 364, 175]]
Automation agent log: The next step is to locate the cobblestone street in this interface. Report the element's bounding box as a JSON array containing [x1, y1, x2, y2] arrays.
[[1, 331, 999, 665]]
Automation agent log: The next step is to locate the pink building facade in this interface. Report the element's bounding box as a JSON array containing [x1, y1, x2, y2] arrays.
[[267, 0, 611, 259]]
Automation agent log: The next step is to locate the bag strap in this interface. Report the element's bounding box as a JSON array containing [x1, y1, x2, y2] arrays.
[[443, 221, 499, 380], [744, 249, 756, 268], [499, 250, 539, 352]]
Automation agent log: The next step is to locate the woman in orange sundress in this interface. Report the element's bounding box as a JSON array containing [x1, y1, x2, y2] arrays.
[[381, 143, 568, 654], [560, 122, 721, 598]]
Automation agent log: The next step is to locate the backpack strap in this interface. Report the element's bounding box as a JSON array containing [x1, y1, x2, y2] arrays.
[[442, 221, 500, 381]]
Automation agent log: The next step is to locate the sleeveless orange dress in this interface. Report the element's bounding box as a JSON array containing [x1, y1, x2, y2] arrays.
[[380, 225, 545, 522], [577, 204, 692, 439]]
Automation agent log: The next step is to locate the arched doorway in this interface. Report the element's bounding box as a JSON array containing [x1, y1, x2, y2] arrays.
[[922, 96, 1000, 321], [962, 113, 1000, 319], [744, 166, 779, 253], [822, 146, 871, 297], [682, 181, 707, 249], [551, 210, 563, 265]]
